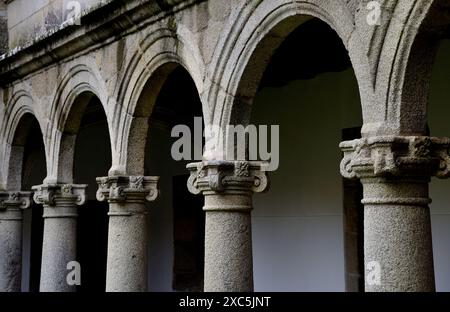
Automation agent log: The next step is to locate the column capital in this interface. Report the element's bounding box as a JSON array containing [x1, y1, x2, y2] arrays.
[[96, 176, 159, 203], [340, 136, 450, 179], [186, 161, 270, 195], [32, 184, 87, 206], [0, 191, 32, 210]]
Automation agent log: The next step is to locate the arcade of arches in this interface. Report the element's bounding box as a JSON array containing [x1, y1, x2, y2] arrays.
[[1, 0, 450, 292]]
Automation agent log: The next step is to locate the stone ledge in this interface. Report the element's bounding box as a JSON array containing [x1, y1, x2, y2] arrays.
[[0, 0, 202, 85]]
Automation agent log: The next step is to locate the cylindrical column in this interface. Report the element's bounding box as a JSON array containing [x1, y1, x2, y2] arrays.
[[0, 192, 32, 292], [340, 136, 450, 292], [187, 161, 269, 292], [96, 175, 159, 292], [362, 177, 434, 291], [204, 202, 253, 291], [32, 184, 86, 292], [105, 201, 148, 291]]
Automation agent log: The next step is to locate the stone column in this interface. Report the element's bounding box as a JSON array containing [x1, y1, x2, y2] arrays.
[[0, 191, 32, 292], [32, 183, 86, 292], [340, 136, 450, 292], [96, 175, 159, 292], [187, 161, 269, 292]]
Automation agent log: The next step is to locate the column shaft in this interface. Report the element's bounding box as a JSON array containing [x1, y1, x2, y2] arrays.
[[96, 175, 159, 292], [187, 161, 269, 292], [105, 202, 148, 292], [363, 177, 435, 291], [340, 136, 450, 292], [39, 204, 78, 292], [204, 208, 253, 291], [32, 183, 86, 292], [0, 208, 23, 291], [0, 192, 32, 292]]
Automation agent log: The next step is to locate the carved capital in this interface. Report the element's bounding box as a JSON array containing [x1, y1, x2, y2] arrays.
[[32, 184, 87, 206], [186, 161, 270, 195], [0, 191, 33, 210], [340, 136, 450, 179], [96, 176, 159, 203]]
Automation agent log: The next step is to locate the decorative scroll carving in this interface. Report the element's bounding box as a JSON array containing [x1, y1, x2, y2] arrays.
[[96, 176, 159, 203], [186, 161, 270, 195], [340, 136, 450, 179], [32, 184, 87, 206], [0, 191, 33, 210]]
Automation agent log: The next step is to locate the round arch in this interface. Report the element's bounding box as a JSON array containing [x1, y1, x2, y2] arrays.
[[374, 0, 450, 136], [46, 64, 112, 183], [202, 0, 365, 292], [0, 90, 46, 190], [113, 28, 205, 175], [206, 0, 369, 133]]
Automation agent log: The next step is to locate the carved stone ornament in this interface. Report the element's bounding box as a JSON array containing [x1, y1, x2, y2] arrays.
[[340, 136, 450, 179], [32, 184, 87, 206], [186, 161, 270, 195], [0, 191, 33, 210], [96, 176, 159, 203]]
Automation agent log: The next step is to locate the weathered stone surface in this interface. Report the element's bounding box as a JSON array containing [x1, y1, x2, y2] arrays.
[[96, 175, 159, 204], [0, 1, 446, 185], [187, 161, 269, 291], [0, 0, 358, 190], [0, 0, 448, 293], [340, 136, 450, 292], [340, 136, 450, 179], [0, 191, 32, 292], [0, 3, 7, 55], [32, 183, 87, 292], [96, 175, 159, 292]]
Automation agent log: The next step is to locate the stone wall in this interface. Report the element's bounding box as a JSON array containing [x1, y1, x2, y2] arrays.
[[5, 0, 103, 48], [0, 0, 450, 293], [0, 2, 7, 54]]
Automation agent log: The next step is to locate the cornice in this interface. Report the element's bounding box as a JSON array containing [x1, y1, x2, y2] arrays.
[[0, 0, 203, 86]]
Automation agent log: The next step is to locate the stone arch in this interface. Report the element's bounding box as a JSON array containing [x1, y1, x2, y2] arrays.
[[47, 64, 111, 183], [0, 90, 45, 190], [113, 27, 205, 175], [378, 0, 450, 136], [201, 1, 366, 291], [207, 0, 369, 137]]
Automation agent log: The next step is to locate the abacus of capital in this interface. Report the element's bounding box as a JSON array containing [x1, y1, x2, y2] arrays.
[[340, 136, 450, 292]]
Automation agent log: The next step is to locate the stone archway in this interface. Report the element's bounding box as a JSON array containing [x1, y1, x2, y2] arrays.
[[0, 111, 46, 292], [233, 17, 363, 291]]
